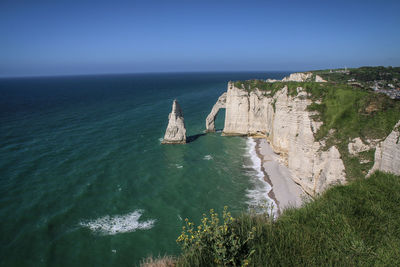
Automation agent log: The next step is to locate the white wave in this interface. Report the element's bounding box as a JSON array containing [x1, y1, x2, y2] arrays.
[[247, 138, 265, 181], [80, 210, 155, 235], [245, 138, 278, 216], [203, 155, 213, 160], [176, 164, 183, 169], [158, 138, 163, 143]]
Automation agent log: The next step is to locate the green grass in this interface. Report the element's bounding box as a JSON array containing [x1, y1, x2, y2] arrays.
[[233, 80, 311, 97], [176, 172, 400, 266], [306, 84, 400, 180]]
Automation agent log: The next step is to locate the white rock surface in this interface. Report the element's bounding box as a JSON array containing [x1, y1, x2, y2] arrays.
[[205, 92, 227, 132], [162, 100, 186, 144], [222, 82, 346, 195], [315, 75, 327, 82], [223, 83, 250, 135], [368, 121, 400, 175], [282, 72, 313, 82], [348, 137, 372, 155]]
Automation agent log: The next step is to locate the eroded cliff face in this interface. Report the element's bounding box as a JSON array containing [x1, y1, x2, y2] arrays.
[[222, 82, 346, 196], [205, 92, 227, 132], [368, 121, 400, 176], [282, 72, 313, 82], [279, 72, 326, 83]]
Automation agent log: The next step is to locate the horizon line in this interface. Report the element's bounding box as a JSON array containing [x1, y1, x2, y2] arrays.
[[0, 70, 302, 79], [1, 64, 397, 79]]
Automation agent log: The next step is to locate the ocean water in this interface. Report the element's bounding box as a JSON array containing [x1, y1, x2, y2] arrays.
[[0, 72, 289, 266]]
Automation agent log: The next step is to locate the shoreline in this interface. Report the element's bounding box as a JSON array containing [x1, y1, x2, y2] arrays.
[[253, 140, 280, 212], [254, 138, 306, 215]]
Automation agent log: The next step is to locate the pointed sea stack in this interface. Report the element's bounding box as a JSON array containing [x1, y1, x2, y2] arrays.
[[162, 99, 187, 144]]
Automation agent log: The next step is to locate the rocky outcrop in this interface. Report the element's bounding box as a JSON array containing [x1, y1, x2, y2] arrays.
[[221, 82, 346, 196], [162, 100, 186, 144], [205, 92, 227, 132], [279, 72, 326, 83], [368, 121, 400, 175], [348, 137, 373, 155], [315, 75, 327, 82], [282, 72, 313, 82]]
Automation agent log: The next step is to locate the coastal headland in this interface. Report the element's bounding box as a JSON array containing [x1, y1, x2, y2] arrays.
[[205, 66, 400, 211]]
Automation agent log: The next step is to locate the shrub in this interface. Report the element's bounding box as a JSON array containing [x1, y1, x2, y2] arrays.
[[176, 206, 255, 266]]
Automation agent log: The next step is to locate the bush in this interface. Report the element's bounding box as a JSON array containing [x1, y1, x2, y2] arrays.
[[176, 206, 256, 266]]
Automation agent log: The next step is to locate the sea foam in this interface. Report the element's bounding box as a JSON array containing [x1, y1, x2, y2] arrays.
[[80, 210, 155, 235], [203, 154, 213, 160], [245, 138, 277, 215]]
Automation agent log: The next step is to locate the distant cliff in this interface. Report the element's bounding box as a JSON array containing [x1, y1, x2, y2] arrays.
[[206, 70, 400, 196]]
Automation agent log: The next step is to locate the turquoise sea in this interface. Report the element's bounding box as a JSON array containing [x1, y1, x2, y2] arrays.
[[0, 72, 289, 266]]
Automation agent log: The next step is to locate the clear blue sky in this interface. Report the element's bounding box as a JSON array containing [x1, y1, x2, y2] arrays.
[[1, 0, 399, 77]]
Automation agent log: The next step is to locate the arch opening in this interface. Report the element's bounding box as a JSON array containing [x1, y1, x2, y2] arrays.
[[205, 92, 227, 132]]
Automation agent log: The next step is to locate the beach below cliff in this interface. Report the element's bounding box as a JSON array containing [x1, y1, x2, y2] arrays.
[[254, 138, 306, 214]]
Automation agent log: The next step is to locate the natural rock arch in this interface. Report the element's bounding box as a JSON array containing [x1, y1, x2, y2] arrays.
[[205, 92, 227, 132]]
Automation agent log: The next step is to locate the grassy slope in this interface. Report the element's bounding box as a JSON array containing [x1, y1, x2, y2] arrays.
[[306, 83, 400, 180], [176, 172, 400, 266]]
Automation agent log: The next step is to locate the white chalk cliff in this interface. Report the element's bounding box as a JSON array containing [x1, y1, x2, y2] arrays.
[[210, 82, 346, 196], [205, 74, 400, 195], [162, 99, 186, 144], [369, 121, 400, 176], [315, 75, 327, 82], [275, 72, 326, 83], [282, 72, 313, 82]]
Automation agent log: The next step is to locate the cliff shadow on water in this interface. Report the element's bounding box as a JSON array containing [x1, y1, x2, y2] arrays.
[[186, 133, 206, 143]]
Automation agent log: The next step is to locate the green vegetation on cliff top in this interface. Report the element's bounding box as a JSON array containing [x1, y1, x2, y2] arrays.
[[175, 172, 400, 266], [313, 66, 400, 84]]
